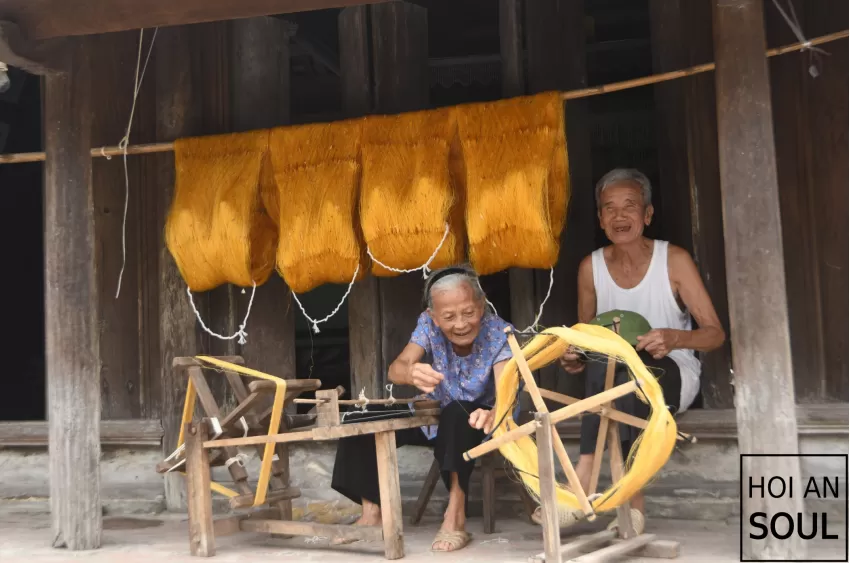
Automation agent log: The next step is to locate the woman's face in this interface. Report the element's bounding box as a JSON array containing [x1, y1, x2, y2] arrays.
[[428, 282, 485, 351], [598, 182, 653, 245]]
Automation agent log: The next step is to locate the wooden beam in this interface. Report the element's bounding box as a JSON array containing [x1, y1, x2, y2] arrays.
[[525, 0, 591, 400], [339, 5, 382, 401], [0, 419, 163, 446], [185, 421, 215, 557], [370, 1, 430, 393], [156, 23, 231, 510], [649, 0, 734, 408], [0, 20, 67, 74], [712, 0, 803, 559], [0, 0, 397, 41], [230, 16, 297, 390], [44, 35, 101, 550]]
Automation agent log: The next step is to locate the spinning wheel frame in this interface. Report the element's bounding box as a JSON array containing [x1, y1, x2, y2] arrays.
[[464, 323, 679, 517]]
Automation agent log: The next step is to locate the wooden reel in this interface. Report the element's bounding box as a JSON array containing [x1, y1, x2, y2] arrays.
[[465, 326, 689, 563]]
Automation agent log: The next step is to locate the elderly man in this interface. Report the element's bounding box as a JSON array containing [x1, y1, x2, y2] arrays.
[[539, 168, 726, 533], [330, 265, 512, 553]]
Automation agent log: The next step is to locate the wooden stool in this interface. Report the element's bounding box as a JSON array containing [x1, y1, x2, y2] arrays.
[[409, 452, 537, 533]]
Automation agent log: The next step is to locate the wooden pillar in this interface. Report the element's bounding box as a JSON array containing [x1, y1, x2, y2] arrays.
[[499, 0, 537, 334], [230, 16, 297, 380], [45, 37, 101, 550], [156, 23, 231, 510], [712, 0, 803, 559], [339, 6, 383, 399], [525, 0, 591, 398], [649, 0, 733, 407], [370, 1, 429, 388]]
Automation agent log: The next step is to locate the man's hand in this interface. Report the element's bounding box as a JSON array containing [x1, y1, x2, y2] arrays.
[[559, 346, 586, 374], [635, 329, 680, 359], [468, 408, 496, 434], [409, 363, 445, 394]]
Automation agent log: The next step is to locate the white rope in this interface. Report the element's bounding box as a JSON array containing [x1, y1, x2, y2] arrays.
[[225, 453, 251, 470], [520, 267, 555, 333], [385, 383, 396, 405], [770, 0, 828, 77], [115, 27, 158, 299], [367, 223, 450, 279], [291, 264, 360, 334], [187, 281, 257, 345]]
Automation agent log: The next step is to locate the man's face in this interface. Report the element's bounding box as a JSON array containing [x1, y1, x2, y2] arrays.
[[428, 282, 485, 350], [598, 182, 653, 245]]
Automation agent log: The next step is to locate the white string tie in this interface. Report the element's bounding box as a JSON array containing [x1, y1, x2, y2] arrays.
[[238, 417, 249, 438], [225, 453, 250, 470], [367, 223, 450, 279], [357, 387, 370, 411], [770, 0, 828, 78], [385, 383, 396, 405], [291, 264, 359, 333], [187, 281, 257, 344], [115, 27, 158, 299], [521, 267, 555, 333]]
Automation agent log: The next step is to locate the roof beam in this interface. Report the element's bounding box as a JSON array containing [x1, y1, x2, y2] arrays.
[[0, 0, 395, 41]]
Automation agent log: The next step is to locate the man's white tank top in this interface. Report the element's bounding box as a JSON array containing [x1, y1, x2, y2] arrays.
[[590, 240, 701, 412]]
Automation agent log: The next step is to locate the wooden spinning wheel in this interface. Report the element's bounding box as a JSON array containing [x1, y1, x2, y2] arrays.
[[465, 325, 689, 563]]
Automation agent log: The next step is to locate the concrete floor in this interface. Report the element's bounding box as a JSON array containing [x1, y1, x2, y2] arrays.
[[0, 511, 846, 563]]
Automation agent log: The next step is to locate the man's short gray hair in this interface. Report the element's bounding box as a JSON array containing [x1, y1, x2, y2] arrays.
[[423, 265, 485, 309], [595, 168, 653, 208]]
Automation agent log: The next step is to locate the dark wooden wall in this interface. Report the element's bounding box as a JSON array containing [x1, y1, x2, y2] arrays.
[[74, 0, 847, 427], [767, 0, 848, 403]]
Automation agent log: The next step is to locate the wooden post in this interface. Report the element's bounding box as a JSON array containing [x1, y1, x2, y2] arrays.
[[535, 413, 562, 563], [712, 0, 804, 559], [45, 36, 102, 551], [375, 431, 404, 559], [339, 6, 383, 401], [649, 0, 734, 407], [370, 1, 430, 388], [229, 16, 297, 519], [525, 0, 592, 399], [186, 421, 215, 557], [156, 23, 230, 510], [500, 0, 537, 341]]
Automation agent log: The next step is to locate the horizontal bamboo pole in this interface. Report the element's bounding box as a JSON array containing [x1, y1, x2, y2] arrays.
[[0, 30, 844, 166]]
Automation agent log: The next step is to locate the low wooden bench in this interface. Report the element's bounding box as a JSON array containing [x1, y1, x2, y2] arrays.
[[159, 355, 439, 560]]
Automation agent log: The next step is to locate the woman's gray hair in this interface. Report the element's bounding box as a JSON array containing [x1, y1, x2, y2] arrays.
[[595, 168, 653, 208], [423, 265, 486, 309]]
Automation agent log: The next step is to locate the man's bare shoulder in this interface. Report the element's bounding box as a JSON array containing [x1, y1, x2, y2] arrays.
[[666, 243, 698, 275]]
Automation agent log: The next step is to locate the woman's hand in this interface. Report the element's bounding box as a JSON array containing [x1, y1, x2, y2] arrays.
[[468, 408, 496, 434], [635, 329, 680, 359], [559, 346, 586, 374], [409, 363, 445, 394]]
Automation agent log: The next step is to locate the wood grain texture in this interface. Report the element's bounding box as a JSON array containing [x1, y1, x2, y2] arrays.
[[370, 1, 430, 394], [525, 0, 591, 401], [0, 419, 162, 446], [712, 0, 803, 559], [240, 519, 383, 542], [44, 35, 101, 550], [186, 422, 215, 557], [0, 0, 396, 40], [340, 5, 382, 401], [155, 23, 230, 510], [376, 431, 404, 559], [535, 413, 561, 563], [649, 0, 733, 408], [230, 16, 296, 388]]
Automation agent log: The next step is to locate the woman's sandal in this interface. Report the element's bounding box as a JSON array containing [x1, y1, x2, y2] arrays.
[[430, 530, 472, 553], [607, 508, 645, 536]]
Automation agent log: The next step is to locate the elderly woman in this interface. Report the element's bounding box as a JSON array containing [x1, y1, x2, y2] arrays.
[[542, 168, 726, 533], [330, 265, 513, 553]]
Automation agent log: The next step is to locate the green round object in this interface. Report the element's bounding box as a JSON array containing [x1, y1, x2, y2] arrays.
[[588, 310, 652, 347]]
